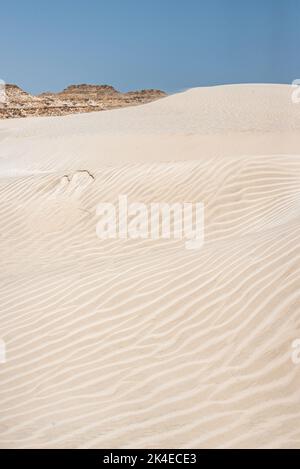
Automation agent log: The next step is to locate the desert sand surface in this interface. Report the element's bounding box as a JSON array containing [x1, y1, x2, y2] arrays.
[[0, 84, 300, 448]]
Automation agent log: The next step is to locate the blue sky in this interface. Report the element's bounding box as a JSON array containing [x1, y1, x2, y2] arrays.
[[0, 0, 299, 94]]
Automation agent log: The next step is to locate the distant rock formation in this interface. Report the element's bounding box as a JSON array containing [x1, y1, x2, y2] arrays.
[[0, 83, 166, 119]]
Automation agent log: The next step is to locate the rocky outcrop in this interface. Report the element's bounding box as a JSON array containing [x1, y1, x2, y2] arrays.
[[0, 83, 166, 119]]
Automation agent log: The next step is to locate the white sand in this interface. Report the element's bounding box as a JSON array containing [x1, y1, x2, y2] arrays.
[[0, 84, 300, 448]]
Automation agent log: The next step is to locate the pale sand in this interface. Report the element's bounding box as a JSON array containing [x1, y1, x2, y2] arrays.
[[0, 84, 299, 448]]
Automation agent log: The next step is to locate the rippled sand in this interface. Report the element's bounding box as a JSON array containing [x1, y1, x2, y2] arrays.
[[0, 84, 300, 448]]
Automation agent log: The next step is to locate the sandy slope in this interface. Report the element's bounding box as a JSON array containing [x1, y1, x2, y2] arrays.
[[0, 84, 300, 448]]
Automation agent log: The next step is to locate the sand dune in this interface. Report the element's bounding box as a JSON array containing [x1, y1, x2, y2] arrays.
[[0, 84, 300, 448]]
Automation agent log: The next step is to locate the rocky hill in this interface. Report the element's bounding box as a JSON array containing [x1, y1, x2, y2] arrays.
[[0, 84, 166, 118]]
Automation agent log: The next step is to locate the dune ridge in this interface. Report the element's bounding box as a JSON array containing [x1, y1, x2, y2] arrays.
[[0, 84, 300, 448]]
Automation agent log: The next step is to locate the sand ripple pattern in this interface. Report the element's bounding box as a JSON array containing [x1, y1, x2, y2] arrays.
[[0, 85, 300, 448]]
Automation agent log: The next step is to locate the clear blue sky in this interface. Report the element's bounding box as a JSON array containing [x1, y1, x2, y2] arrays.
[[0, 0, 299, 94]]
